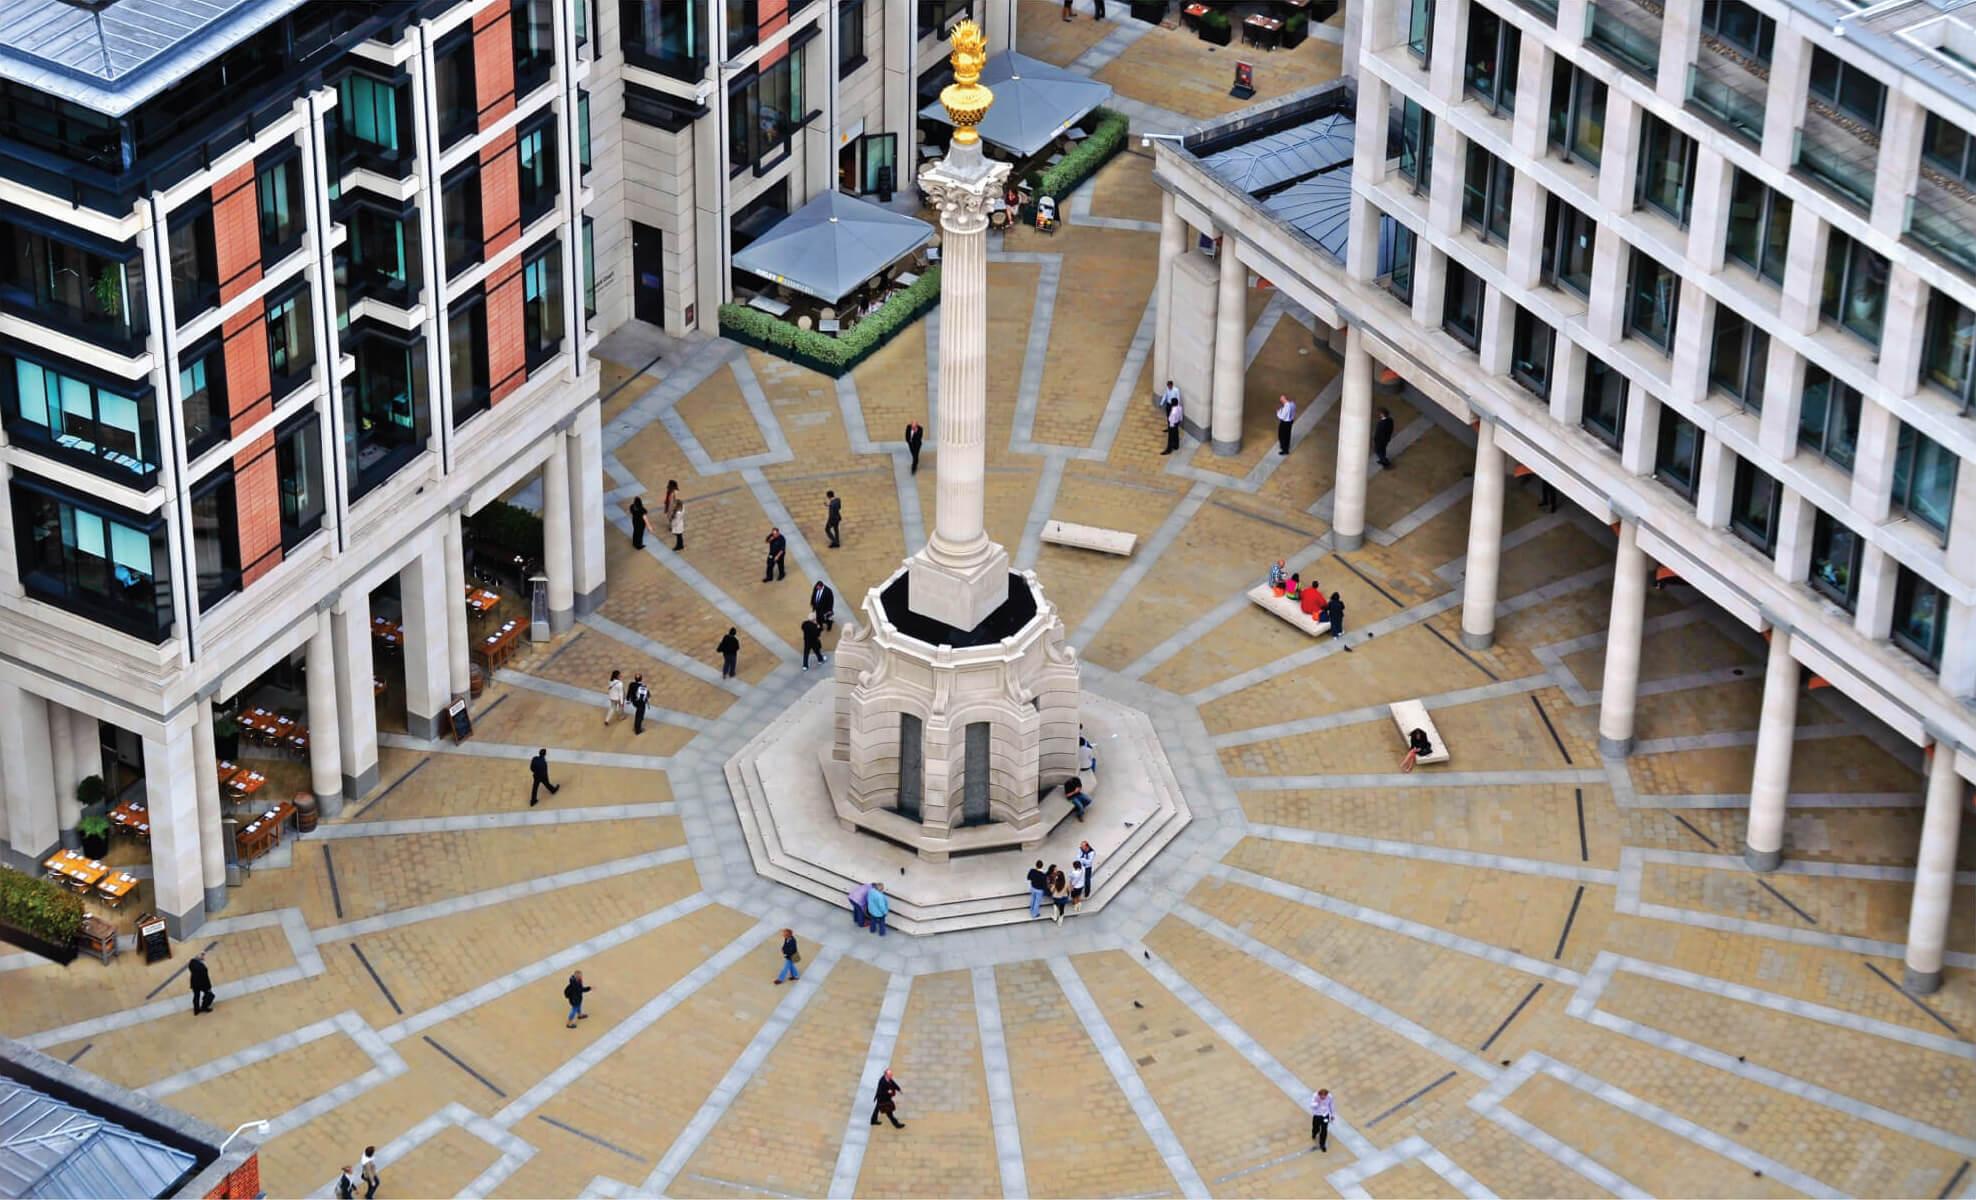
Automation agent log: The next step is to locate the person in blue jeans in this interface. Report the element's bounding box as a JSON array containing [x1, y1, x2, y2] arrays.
[[563, 970, 591, 1028], [865, 882, 891, 935], [848, 881, 871, 928], [1027, 860, 1049, 918], [774, 929, 801, 984]]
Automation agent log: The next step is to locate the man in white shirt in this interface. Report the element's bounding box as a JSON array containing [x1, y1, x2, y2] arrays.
[[1276, 394, 1296, 455], [1309, 1088, 1335, 1151], [1159, 380, 1180, 410], [1163, 388, 1183, 455]]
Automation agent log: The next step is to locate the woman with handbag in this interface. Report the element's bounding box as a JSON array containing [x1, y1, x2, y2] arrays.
[[774, 928, 800, 984]]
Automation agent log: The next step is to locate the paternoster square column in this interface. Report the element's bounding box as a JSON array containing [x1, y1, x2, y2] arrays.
[[908, 24, 1013, 632]]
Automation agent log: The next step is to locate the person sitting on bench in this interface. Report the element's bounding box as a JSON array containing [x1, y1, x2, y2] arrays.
[[1300, 579, 1328, 622], [1268, 559, 1288, 590], [1284, 573, 1303, 601], [1402, 727, 1433, 772], [1064, 774, 1091, 822]]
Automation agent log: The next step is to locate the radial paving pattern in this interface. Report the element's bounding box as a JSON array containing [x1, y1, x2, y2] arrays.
[[6, 23, 1975, 1194]]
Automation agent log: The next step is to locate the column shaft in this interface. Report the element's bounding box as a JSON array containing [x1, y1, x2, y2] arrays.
[[1333, 326, 1373, 550], [0, 681, 57, 868], [307, 612, 346, 818], [400, 535, 452, 740], [1210, 237, 1247, 454], [1903, 742, 1966, 993], [1598, 521, 1648, 756], [543, 430, 576, 632], [1461, 422, 1505, 650], [1743, 629, 1798, 871], [331, 594, 380, 800], [1153, 193, 1185, 388], [143, 720, 206, 937], [49, 706, 78, 844], [932, 204, 989, 553], [444, 510, 472, 698], [568, 401, 608, 615], [193, 698, 227, 911]]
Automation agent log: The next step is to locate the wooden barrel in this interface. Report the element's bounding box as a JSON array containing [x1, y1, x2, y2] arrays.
[[293, 793, 319, 833]]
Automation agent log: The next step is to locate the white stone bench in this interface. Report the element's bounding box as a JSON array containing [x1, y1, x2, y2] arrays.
[[1042, 520, 1136, 557], [1246, 585, 1330, 636], [1389, 699, 1450, 765]]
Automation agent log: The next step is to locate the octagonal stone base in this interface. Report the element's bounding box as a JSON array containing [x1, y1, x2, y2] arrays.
[[725, 679, 1191, 935]]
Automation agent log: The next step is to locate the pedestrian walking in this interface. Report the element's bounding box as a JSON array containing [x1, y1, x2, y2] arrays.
[[629, 673, 650, 735], [1323, 591, 1345, 639], [763, 527, 787, 582], [604, 669, 625, 726], [1061, 0, 1073, 19], [360, 1146, 381, 1199], [1069, 858, 1089, 907], [670, 500, 686, 550], [529, 747, 560, 806], [717, 628, 740, 679], [865, 882, 890, 936], [1162, 388, 1183, 455], [1372, 408, 1395, 468], [1094, 0, 1107, 16], [904, 421, 924, 473], [1027, 859, 1049, 919], [1309, 1088, 1334, 1151], [871, 1069, 905, 1128], [802, 617, 827, 671], [811, 581, 835, 632], [336, 1167, 357, 1199], [1276, 394, 1296, 455], [662, 479, 681, 522], [563, 970, 592, 1028], [1048, 866, 1069, 923], [849, 880, 872, 927], [188, 951, 215, 1014], [629, 495, 652, 550], [824, 490, 842, 548], [774, 928, 801, 984]]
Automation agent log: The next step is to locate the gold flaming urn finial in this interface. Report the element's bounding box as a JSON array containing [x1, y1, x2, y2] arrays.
[[939, 21, 993, 146]]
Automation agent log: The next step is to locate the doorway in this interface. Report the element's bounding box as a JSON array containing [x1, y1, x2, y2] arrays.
[[631, 220, 664, 327], [898, 712, 923, 822], [860, 133, 896, 199]]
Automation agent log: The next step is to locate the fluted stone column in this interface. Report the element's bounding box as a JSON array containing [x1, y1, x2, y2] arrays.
[[1598, 520, 1648, 757], [330, 593, 377, 802], [1461, 420, 1505, 650], [193, 695, 227, 912], [1153, 191, 1186, 393], [543, 429, 575, 633], [1904, 738, 1966, 993], [444, 507, 472, 699], [1211, 236, 1246, 455], [49, 705, 78, 847], [306, 610, 344, 818], [1744, 626, 1799, 871], [911, 130, 1012, 631], [1333, 326, 1372, 551], [143, 716, 205, 937]]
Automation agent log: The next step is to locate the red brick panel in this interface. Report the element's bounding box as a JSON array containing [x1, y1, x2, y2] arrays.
[[212, 162, 262, 304], [480, 129, 520, 258], [486, 258, 526, 405], [474, 1, 515, 129], [233, 432, 282, 587], [760, 0, 789, 56], [221, 307, 273, 431], [205, 1155, 261, 1200]]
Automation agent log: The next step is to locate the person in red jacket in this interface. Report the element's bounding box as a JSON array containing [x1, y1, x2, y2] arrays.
[[1300, 579, 1328, 621]]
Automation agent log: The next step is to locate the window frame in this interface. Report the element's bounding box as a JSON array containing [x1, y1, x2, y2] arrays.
[[448, 288, 492, 430], [521, 241, 565, 372], [1462, 141, 1514, 243], [1510, 306, 1555, 398], [187, 466, 240, 612], [1891, 565, 1947, 669], [516, 114, 560, 228], [1582, 356, 1627, 448], [1463, 5, 1520, 115], [1920, 289, 1975, 413], [1820, 229, 1889, 348], [433, 30, 479, 149], [1548, 65, 1607, 166], [1809, 46, 1887, 129], [1724, 168, 1791, 285], [1708, 306, 1768, 410], [441, 163, 484, 280], [10, 474, 173, 642], [1729, 457, 1782, 556], [1542, 192, 1596, 297], [1806, 510, 1862, 612], [178, 335, 229, 459], [1396, 97, 1434, 192], [1625, 247, 1680, 352], [265, 281, 316, 399], [838, 0, 869, 77], [1890, 421, 1957, 539], [1700, 0, 1775, 62], [1796, 365, 1861, 473], [1635, 115, 1699, 226], [1654, 407, 1703, 500], [5, 352, 160, 483], [1385, 218, 1417, 305], [1442, 259, 1484, 350]]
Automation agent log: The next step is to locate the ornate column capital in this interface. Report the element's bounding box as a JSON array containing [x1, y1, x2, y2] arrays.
[[920, 157, 1013, 235]]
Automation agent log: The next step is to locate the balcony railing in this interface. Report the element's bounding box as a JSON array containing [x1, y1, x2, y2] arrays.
[[1906, 172, 1976, 278], [1508, 0, 1558, 23], [1686, 57, 1765, 144], [1585, 0, 1661, 79], [1794, 109, 1877, 211]]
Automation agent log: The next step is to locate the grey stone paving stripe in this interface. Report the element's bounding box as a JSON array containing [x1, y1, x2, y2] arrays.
[[1014, 455, 1066, 570], [1466, 1094, 1646, 1199], [827, 970, 914, 1198], [1066, 7, 1155, 72], [1007, 256, 1063, 452], [143, 1011, 361, 1097], [1629, 723, 1853, 755], [643, 950, 844, 1195], [602, 495, 797, 660], [602, 337, 735, 449], [1325, 1134, 1497, 1200], [493, 668, 715, 732], [352, 944, 403, 1014], [971, 966, 1030, 1199], [580, 610, 750, 695], [893, 447, 928, 551], [1309, 415, 1441, 521], [311, 801, 678, 839], [1081, 290, 1162, 463], [539, 1114, 647, 1162], [1249, 823, 1618, 883], [688, 1172, 797, 1199], [376, 731, 673, 771], [314, 1102, 534, 1199], [833, 373, 878, 453], [1378, 476, 1473, 544], [1071, 481, 1213, 648], [1624, 790, 1924, 809], [1120, 536, 1333, 681], [1478, 984, 1543, 1052], [1047, 956, 1210, 1198], [1365, 1070, 1457, 1125], [1211, 675, 1553, 748], [1861, 960, 1960, 1035], [1238, 769, 1608, 792], [424, 1034, 507, 1097]]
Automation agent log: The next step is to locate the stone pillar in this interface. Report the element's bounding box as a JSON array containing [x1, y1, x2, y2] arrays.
[[400, 535, 451, 741], [542, 430, 576, 633], [1154, 192, 1185, 388], [1211, 235, 1247, 455], [910, 130, 1013, 631], [1903, 739, 1966, 994], [444, 508, 472, 699], [143, 716, 206, 938], [568, 400, 608, 616], [49, 705, 78, 846], [1744, 626, 1799, 871], [1461, 420, 1506, 650], [0, 681, 57, 870], [307, 610, 345, 818], [1598, 520, 1648, 757], [1333, 325, 1373, 551], [192, 696, 227, 912], [331, 592, 380, 800]]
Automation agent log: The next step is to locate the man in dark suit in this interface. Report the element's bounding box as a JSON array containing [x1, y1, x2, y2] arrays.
[[870, 1069, 905, 1128], [188, 951, 215, 1014], [763, 527, 787, 582], [811, 581, 835, 632], [1372, 408, 1396, 468], [802, 617, 826, 671], [904, 422, 924, 473], [629, 673, 650, 735], [825, 490, 843, 548], [529, 747, 560, 806]]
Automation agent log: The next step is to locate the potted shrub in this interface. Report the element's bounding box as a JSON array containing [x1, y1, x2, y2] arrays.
[[0, 870, 84, 965], [76, 813, 111, 860], [1282, 11, 1310, 47], [1130, 0, 1168, 21], [213, 712, 240, 761], [1199, 8, 1233, 44], [75, 774, 108, 814]]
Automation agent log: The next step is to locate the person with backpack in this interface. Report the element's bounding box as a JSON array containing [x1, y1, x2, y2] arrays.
[[336, 1167, 357, 1199], [629, 673, 650, 735]]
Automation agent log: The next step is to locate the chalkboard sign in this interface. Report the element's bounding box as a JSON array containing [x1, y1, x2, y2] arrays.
[[876, 164, 895, 201], [1231, 61, 1256, 100], [448, 699, 473, 744], [138, 914, 170, 963]]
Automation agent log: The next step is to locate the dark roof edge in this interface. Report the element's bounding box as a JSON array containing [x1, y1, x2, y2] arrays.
[[1182, 78, 1357, 155]]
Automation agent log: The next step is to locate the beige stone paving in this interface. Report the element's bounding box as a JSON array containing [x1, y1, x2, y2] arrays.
[[1015, 0, 1114, 65], [351, 750, 673, 823], [1089, 141, 1165, 223], [593, 520, 780, 680], [471, 685, 698, 756], [1035, 224, 1160, 449], [1218, 682, 1596, 775], [849, 322, 927, 444], [1427, 1107, 1616, 1199], [857, 970, 1000, 1197], [1091, 15, 1343, 120], [767, 464, 907, 615], [369, 1124, 498, 1199], [0, 922, 298, 1039], [1562, 613, 1759, 686], [1198, 622, 1489, 737], [1630, 735, 1924, 797], [1029, 468, 1187, 634], [1240, 783, 1623, 869], [1182, 304, 1336, 478], [1362, 1159, 1466, 1199], [522, 627, 738, 723], [1643, 861, 1976, 953], [675, 359, 770, 460], [995, 958, 1175, 1198], [169, 1033, 375, 1138]]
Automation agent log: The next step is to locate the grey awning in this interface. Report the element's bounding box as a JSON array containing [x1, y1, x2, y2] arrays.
[[731, 190, 934, 305], [0, 1083, 197, 1200], [1202, 112, 1355, 195], [1261, 166, 1356, 260], [919, 51, 1113, 158]]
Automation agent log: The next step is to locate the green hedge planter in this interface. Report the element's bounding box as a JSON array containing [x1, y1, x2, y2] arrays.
[[0, 869, 83, 962], [719, 266, 941, 378], [1035, 107, 1129, 204]]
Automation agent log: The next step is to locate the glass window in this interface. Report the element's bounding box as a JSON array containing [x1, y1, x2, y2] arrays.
[[1891, 422, 1957, 537], [1807, 511, 1861, 610], [1464, 6, 1519, 113], [1796, 366, 1860, 472], [1920, 290, 1975, 412], [1724, 168, 1791, 285], [1730, 457, 1781, 555], [1462, 142, 1513, 242], [620, 0, 708, 79], [335, 73, 410, 172], [1442, 260, 1483, 349], [1892, 566, 1946, 668], [1700, 0, 1775, 61], [11, 479, 172, 641], [518, 119, 559, 227], [1408, 0, 1435, 61], [1583, 356, 1627, 447], [1821, 230, 1888, 347], [274, 408, 324, 550], [727, 50, 805, 173], [1543, 192, 1596, 297], [582, 216, 597, 321], [1655, 408, 1702, 499], [257, 154, 304, 261], [0, 222, 149, 351], [344, 334, 428, 500], [189, 471, 239, 611], [728, 0, 761, 56], [1511, 306, 1555, 397], [1549, 65, 1607, 165], [1626, 248, 1679, 351], [266, 287, 316, 396], [349, 204, 420, 305], [1397, 98, 1433, 191], [449, 291, 491, 429], [1709, 308, 1768, 409], [1386, 219, 1417, 304], [442, 166, 483, 279], [512, 0, 556, 95], [180, 338, 228, 458], [434, 33, 478, 148], [4, 356, 158, 482], [1635, 115, 1698, 225], [1921, 112, 1976, 187], [523, 243, 565, 370], [1809, 47, 1886, 129], [167, 205, 218, 321], [578, 91, 592, 175], [839, 0, 868, 76]]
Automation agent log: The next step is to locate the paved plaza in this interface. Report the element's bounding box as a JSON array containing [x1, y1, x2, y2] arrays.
[[5, 8, 1973, 1197]]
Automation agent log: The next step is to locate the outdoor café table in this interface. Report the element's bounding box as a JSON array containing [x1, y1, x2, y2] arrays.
[[228, 767, 269, 800], [478, 617, 529, 669], [747, 293, 791, 317], [465, 585, 501, 616], [216, 760, 242, 788], [95, 871, 139, 908], [1244, 14, 1284, 47], [44, 850, 108, 888], [257, 799, 297, 843], [109, 800, 146, 833]]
